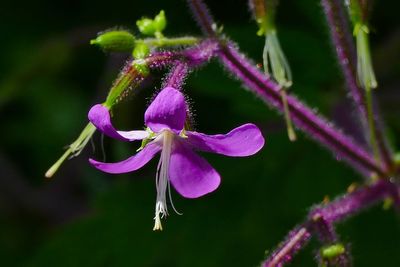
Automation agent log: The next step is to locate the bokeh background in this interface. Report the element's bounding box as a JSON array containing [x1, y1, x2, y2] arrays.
[[1, 0, 400, 266]]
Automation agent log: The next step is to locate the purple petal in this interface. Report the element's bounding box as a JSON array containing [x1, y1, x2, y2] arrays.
[[89, 142, 161, 174], [88, 104, 149, 141], [186, 123, 265, 156], [169, 142, 220, 198], [144, 87, 187, 134]]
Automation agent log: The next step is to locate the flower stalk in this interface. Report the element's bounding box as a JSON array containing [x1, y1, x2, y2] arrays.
[[321, 0, 394, 174], [249, 0, 296, 141], [343, 0, 386, 166], [185, 1, 398, 265], [45, 40, 220, 177], [45, 52, 176, 178], [218, 41, 384, 176], [262, 178, 399, 266]]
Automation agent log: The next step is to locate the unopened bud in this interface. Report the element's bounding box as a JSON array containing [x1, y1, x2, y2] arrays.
[[136, 10, 167, 36], [154, 10, 167, 32], [91, 30, 135, 52]]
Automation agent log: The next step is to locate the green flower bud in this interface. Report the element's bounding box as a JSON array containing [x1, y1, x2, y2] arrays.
[[320, 243, 345, 260], [133, 42, 150, 59], [153, 10, 166, 32], [136, 10, 167, 36], [90, 30, 135, 52], [137, 18, 157, 36]]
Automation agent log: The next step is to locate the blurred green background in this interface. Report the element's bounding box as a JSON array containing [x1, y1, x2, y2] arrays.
[[1, 0, 400, 266]]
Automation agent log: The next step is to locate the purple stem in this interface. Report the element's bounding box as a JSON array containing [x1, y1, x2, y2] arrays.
[[113, 40, 220, 103], [186, 0, 384, 176], [184, 1, 399, 266], [162, 40, 220, 90], [186, 0, 217, 37], [262, 226, 311, 267], [321, 0, 394, 171], [313, 179, 398, 222], [321, 0, 362, 115], [163, 63, 190, 90], [218, 42, 383, 176], [310, 213, 351, 266], [310, 213, 338, 244], [263, 179, 398, 266]]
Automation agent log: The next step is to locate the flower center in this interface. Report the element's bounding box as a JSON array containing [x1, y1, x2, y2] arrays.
[[153, 130, 174, 231]]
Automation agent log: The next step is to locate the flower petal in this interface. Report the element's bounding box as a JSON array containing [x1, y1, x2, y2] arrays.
[[88, 104, 149, 141], [89, 142, 161, 174], [144, 87, 187, 134], [169, 142, 220, 198], [186, 123, 265, 156]]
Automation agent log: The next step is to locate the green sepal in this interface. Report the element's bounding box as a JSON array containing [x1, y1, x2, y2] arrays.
[[137, 129, 155, 152], [90, 30, 135, 52]]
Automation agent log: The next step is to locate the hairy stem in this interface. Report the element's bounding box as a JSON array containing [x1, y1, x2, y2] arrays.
[[311, 214, 351, 266], [262, 226, 311, 267], [187, 0, 384, 176], [263, 179, 399, 266], [187, 0, 217, 37], [163, 63, 190, 90], [321, 0, 393, 172], [46, 41, 220, 177], [218, 41, 384, 176]]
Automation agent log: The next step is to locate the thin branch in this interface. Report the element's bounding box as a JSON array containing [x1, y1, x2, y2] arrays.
[[321, 0, 394, 171], [186, 0, 384, 177], [263, 179, 398, 266], [218, 41, 384, 177]]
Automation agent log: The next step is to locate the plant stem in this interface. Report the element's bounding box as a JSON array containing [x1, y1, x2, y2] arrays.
[[163, 63, 190, 90], [262, 179, 399, 266], [46, 41, 220, 177], [321, 0, 393, 171], [280, 90, 296, 141], [365, 86, 380, 163], [218, 41, 384, 176], [143, 36, 198, 47], [187, 0, 384, 177]]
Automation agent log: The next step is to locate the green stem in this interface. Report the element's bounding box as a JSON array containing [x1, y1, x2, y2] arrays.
[[281, 90, 297, 141], [143, 36, 198, 47]]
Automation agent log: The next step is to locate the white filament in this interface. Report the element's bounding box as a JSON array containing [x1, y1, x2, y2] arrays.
[[153, 131, 174, 231]]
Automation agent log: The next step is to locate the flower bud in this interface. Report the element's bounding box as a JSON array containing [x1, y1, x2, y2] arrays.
[[136, 10, 167, 36], [320, 243, 345, 260], [137, 18, 157, 35], [90, 30, 135, 52], [153, 10, 167, 32]]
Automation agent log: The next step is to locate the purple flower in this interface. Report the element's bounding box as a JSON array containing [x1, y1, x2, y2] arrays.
[[88, 87, 265, 230]]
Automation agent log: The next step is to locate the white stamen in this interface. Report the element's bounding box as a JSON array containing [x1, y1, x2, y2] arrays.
[[153, 131, 174, 231]]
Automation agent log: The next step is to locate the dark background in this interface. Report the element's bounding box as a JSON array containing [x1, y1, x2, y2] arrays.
[[1, 0, 400, 266]]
